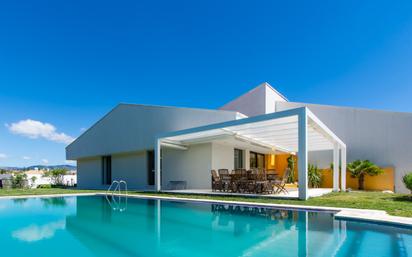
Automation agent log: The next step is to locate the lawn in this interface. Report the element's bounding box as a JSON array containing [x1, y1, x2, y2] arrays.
[[0, 188, 99, 197], [1, 188, 411, 217], [132, 191, 412, 218]]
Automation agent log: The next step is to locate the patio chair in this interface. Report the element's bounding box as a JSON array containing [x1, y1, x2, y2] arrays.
[[211, 170, 222, 192], [218, 169, 232, 192], [255, 169, 271, 194], [273, 168, 291, 194], [266, 172, 278, 194]]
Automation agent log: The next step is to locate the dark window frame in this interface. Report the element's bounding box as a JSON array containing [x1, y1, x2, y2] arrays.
[[102, 156, 112, 185], [234, 149, 244, 169]]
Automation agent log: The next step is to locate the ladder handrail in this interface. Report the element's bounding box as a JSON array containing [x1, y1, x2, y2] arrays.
[[106, 180, 128, 196], [105, 180, 128, 212], [107, 180, 119, 194]]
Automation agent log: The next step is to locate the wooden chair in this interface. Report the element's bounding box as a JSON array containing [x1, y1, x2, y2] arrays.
[[218, 169, 231, 192], [273, 168, 291, 194], [211, 170, 222, 192], [255, 169, 271, 194]]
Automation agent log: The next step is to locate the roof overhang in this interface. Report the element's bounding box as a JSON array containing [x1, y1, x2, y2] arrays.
[[157, 107, 345, 153]]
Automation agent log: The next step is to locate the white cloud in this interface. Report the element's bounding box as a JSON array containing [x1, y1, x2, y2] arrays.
[[12, 220, 65, 242], [0, 153, 7, 159], [22, 156, 31, 160], [64, 160, 76, 165], [6, 119, 74, 144], [80, 127, 87, 132], [42, 159, 49, 164]]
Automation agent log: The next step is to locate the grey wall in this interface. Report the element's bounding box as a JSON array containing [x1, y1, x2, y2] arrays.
[[162, 143, 213, 189], [77, 152, 149, 190], [66, 104, 240, 160], [77, 157, 103, 189], [277, 101, 412, 193], [111, 151, 148, 190]]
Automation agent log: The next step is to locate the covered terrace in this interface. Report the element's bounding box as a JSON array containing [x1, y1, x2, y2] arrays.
[[154, 107, 346, 200]]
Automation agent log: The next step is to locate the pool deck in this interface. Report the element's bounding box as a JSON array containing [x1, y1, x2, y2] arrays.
[[161, 188, 333, 199], [1, 192, 412, 228]]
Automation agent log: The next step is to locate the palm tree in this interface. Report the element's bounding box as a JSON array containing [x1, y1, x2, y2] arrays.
[[347, 160, 383, 190]]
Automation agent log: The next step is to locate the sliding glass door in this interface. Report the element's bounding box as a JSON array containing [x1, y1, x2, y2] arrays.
[[250, 151, 265, 169]]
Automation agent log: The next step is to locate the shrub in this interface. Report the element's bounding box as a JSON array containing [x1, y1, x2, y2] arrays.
[[37, 184, 52, 189], [12, 173, 28, 189], [403, 173, 412, 194], [347, 160, 383, 190], [308, 164, 322, 188]]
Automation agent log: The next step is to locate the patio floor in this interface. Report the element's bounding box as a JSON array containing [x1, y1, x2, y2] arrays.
[[162, 188, 333, 199]]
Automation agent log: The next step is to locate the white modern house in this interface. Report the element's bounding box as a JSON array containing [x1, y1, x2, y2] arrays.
[[66, 83, 412, 199]]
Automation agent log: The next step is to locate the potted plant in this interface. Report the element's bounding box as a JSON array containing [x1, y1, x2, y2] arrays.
[[286, 155, 296, 183], [347, 160, 383, 190], [403, 173, 412, 194], [308, 164, 322, 188]]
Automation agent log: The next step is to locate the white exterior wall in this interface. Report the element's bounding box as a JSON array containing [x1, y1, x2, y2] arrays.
[[162, 143, 213, 189], [67, 104, 240, 160], [220, 82, 287, 116], [111, 152, 148, 190], [26, 174, 77, 188], [220, 84, 266, 117], [277, 101, 412, 193], [211, 142, 234, 171], [77, 157, 102, 189], [67, 104, 240, 190]]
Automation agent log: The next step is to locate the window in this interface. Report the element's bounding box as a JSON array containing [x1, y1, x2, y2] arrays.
[[234, 149, 244, 169], [250, 151, 265, 169], [102, 156, 112, 185]]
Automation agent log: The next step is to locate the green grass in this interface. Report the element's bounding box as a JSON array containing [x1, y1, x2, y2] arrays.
[[0, 188, 99, 197], [130, 191, 412, 218], [1, 188, 411, 217]]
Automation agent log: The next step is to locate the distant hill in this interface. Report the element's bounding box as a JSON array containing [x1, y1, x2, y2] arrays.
[[0, 165, 76, 171]]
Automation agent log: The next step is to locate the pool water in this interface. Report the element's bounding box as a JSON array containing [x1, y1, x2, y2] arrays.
[[0, 195, 411, 257]]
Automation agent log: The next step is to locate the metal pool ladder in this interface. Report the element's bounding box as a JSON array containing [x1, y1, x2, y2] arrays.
[[107, 180, 128, 196], [106, 180, 128, 212]]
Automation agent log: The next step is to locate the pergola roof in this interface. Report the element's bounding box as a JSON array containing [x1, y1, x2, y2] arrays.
[[158, 107, 345, 153]]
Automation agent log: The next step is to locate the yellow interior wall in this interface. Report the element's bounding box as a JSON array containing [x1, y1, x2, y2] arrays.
[[320, 167, 394, 191], [265, 154, 297, 179], [265, 154, 394, 191]]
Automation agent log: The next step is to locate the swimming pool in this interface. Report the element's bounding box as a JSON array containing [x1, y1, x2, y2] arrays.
[[0, 195, 410, 257]]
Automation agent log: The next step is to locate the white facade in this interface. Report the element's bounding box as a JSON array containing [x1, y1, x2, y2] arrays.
[[67, 82, 412, 193], [67, 104, 242, 190]]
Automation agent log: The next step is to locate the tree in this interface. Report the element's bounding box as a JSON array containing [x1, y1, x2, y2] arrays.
[[43, 168, 68, 186], [347, 160, 383, 190], [30, 176, 37, 188], [12, 173, 28, 188]]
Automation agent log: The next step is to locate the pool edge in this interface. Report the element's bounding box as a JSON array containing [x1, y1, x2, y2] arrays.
[[1, 192, 411, 228]]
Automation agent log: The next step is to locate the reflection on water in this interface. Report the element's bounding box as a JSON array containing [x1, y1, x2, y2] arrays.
[[0, 196, 411, 257], [12, 198, 28, 205], [12, 220, 66, 242], [41, 197, 67, 208]]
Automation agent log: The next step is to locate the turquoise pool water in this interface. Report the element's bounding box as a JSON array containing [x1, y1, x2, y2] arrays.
[[0, 195, 411, 257]]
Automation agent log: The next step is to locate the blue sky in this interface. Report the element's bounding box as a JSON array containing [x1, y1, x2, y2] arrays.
[[1, 0, 412, 167]]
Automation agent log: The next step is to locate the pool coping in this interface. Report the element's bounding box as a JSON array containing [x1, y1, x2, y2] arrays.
[[1, 192, 412, 228]]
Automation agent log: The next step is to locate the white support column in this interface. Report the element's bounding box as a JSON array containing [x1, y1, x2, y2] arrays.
[[298, 109, 308, 200], [341, 146, 347, 192], [333, 143, 339, 192], [155, 138, 162, 192]]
